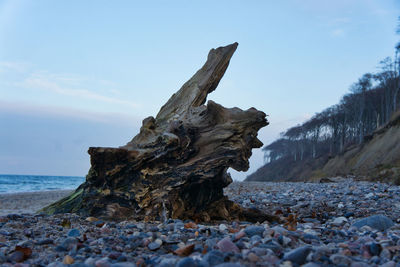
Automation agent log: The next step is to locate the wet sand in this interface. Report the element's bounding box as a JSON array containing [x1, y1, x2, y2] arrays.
[[0, 190, 73, 215]]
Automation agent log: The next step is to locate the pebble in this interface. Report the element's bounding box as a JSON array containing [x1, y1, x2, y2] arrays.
[[63, 255, 75, 264], [67, 228, 81, 237], [219, 224, 228, 232], [330, 254, 352, 265], [332, 216, 348, 226], [283, 246, 312, 265], [247, 252, 259, 262], [217, 237, 240, 253], [244, 225, 264, 237], [148, 239, 162, 251], [176, 257, 196, 267], [352, 214, 394, 231], [95, 258, 111, 267]]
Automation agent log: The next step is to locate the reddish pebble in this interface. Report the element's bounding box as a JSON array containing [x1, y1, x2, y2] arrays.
[[95, 258, 111, 267], [247, 252, 260, 262], [234, 231, 245, 241], [217, 237, 240, 253]]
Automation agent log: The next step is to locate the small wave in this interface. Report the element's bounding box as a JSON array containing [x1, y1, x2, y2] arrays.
[[0, 174, 85, 193]]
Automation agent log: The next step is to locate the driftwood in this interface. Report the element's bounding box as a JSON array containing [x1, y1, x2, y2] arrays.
[[43, 42, 276, 223]]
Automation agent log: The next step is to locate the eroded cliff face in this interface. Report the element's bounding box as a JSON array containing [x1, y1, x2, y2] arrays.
[[247, 113, 400, 183], [321, 113, 400, 183], [43, 43, 277, 223]]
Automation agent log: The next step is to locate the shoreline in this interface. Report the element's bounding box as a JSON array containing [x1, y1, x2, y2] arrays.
[[0, 189, 73, 215]]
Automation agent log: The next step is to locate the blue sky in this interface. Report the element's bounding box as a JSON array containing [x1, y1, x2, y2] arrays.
[[1, 0, 399, 179]]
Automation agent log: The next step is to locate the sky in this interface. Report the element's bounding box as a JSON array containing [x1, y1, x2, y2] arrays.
[[0, 0, 399, 180]]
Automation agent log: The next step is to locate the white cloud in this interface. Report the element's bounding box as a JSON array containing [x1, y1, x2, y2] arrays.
[[23, 72, 137, 108], [0, 61, 138, 110], [0, 61, 31, 72], [331, 28, 345, 37], [330, 17, 350, 25]]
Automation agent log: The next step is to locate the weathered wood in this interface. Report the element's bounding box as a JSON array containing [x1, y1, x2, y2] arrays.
[[43, 43, 276, 223]]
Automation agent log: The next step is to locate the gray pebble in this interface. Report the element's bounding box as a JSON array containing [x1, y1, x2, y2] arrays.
[[352, 215, 394, 231], [283, 246, 312, 265]]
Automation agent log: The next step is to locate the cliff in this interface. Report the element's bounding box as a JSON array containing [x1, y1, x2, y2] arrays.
[[247, 112, 400, 183]]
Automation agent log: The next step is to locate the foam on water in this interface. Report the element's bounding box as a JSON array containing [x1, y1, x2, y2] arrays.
[[0, 174, 85, 193]]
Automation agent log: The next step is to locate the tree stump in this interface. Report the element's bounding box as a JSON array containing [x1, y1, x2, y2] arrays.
[[42, 42, 276, 223]]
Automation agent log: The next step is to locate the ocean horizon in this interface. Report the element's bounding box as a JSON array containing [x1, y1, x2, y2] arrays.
[[0, 174, 85, 194]]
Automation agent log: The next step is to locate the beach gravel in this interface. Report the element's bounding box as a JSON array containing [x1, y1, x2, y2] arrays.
[[1, 179, 400, 266]]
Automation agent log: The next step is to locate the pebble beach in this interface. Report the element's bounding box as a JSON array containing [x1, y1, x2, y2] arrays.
[[1, 179, 400, 266]]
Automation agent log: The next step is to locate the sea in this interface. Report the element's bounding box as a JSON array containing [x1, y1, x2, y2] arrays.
[[0, 174, 85, 194]]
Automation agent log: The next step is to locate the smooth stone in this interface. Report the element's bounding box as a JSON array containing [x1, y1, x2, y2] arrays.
[[176, 257, 197, 267], [63, 255, 75, 265], [352, 215, 394, 231], [148, 241, 162, 251], [157, 257, 179, 267], [368, 242, 381, 256], [283, 246, 312, 265], [247, 252, 259, 262], [203, 250, 225, 266], [250, 247, 268, 257], [365, 193, 374, 198], [244, 226, 265, 237], [234, 231, 245, 241], [84, 258, 96, 266], [217, 237, 240, 253], [329, 254, 352, 266], [271, 226, 287, 235], [219, 224, 228, 232], [67, 229, 81, 237], [332, 217, 348, 226], [95, 258, 111, 267]]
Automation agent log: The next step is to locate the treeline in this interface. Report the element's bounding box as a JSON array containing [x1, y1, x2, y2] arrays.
[[264, 31, 400, 164]]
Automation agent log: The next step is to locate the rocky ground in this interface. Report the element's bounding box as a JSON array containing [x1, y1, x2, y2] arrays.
[[1, 179, 400, 266]]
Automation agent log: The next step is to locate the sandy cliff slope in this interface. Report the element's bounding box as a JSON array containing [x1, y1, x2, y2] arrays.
[[247, 113, 400, 183]]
